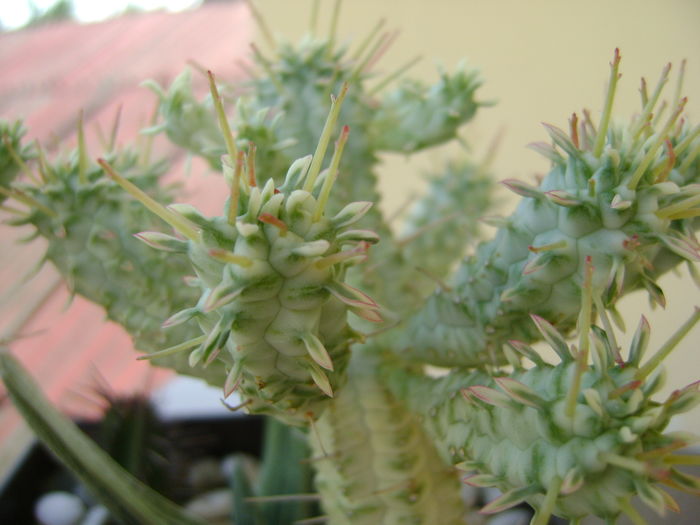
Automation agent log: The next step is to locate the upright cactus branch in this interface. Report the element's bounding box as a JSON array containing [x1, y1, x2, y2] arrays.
[[1, 6, 699, 525], [399, 52, 700, 366]]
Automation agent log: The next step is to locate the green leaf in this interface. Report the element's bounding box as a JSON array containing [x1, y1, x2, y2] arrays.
[[0, 348, 207, 525], [257, 418, 317, 525], [230, 454, 262, 525]]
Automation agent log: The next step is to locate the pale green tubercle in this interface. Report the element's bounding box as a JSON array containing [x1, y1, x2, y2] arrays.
[[7, 143, 224, 385], [119, 87, 382, 423], [142, 70, 223, 169], [388, 312, 700, 523], [399, 61, 700, 366], [370, 65, 483, 153], [398, 157, 494, 297], [310, 348, 467, 525], [0, 119, 35, 205], [148, 34, 483, 313]]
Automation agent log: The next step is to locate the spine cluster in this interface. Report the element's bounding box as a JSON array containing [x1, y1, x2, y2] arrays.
[[107, 82, 380, 424], [401, 51, 700, 367]]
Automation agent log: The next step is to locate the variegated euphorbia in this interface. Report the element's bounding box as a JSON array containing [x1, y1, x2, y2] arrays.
[[2, 5, 699, 524]]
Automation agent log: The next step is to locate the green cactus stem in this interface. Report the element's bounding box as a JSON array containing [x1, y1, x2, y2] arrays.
[[4, 119, 221, 383], [106, 84, 381, 424], [400, 51, 700, 366], [0, 119, 35, 206], [310, 348, 467, 525], [145, 9, 484, 314], [390, 258, 700, 523]]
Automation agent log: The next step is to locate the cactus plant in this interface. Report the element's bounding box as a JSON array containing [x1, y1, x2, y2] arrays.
[[1, 2, 699, 524]]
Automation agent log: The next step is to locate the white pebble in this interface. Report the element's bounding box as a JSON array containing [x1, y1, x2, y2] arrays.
[[35, 491, 85, 525], [486, 508, 532, 525], [80, 506, 110, 525]]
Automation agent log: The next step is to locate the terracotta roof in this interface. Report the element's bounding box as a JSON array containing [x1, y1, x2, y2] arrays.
[[0, 1, 253, 476]]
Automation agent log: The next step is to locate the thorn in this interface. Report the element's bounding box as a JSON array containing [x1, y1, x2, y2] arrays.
[[638, 307, 700, 380], [527, 141, 564, 164], [528, 240, 569, 254], [0, 187, 56, 218], [619, 498, 649, 525], [203, 285, 244, 312], [351, 17, 386, 61], [2, 134, 39, 185], [303, 83, 349, 192], [224, 359, 245, 397], [208, 70, 238, 162], [501, 178, 543, 200], [628, 97, 687, 191], [628, 315, 651, 366], [326, 0, 342, 59], [545, 190, 581, 207], [542, 122, 579, 157], [480, 485, 539, 515], [208, 248, 254, 267], [315, 242, 369, 269], [99, 159, 199, 241], [301, 332, 334, 371], [225, 152, 244, 224], [569, 112, 579, 149], [221, 398, 252, 412], [603, 454, 648, 476], [593, 48, 622, 158], [369, 55, 422, 95], [244, 0, 276, 49], [632, 62, 672, 140], [608, 380, 643, 399], [494, 377, 545, 409], [308, 361, 333, 397], [653, 139, 675, 183], [639, 76, 649, 109], [566, 255, 594, 416], [350, 30, 390, 79], [507, 340, 545, 366], [77, 110, 89, 185], [462, 473, 500, 488], [530, 476, 562, 525], [108, 104, 122, 152], [247, 142, 258, 187], [363, 29, 399, 73], [592, 294, 625, 365], [530, 314, 573, 362], [136, 335, 206, 360], [314, 125, 350, 221], [258, 212, 288, 235], [309, 0, 320, 35], [462, 386, 511, 408], [306, 411, 329, 458]]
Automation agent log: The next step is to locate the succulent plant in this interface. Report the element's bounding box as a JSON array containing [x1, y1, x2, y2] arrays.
[[1, 3, 699, 525], [0, 119, 35, 204]]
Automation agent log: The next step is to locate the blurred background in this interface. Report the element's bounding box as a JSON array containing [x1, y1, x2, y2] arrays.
[[1, 0, 699, 446]]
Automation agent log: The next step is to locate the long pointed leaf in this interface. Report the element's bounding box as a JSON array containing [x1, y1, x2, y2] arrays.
[[0, 349, 207, 525]]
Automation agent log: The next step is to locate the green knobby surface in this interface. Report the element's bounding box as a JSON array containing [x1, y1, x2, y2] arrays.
[[399, 65, 700, 366], [2, 8, 700, 524], [0, 348, 207, 525], [149, 34, 484, 313], [8, 146, 224, 385], [0, 119, 34, 204], [310, 348, 467, 525], [397, 158, 494, 301], [388, 311, 700, 522]]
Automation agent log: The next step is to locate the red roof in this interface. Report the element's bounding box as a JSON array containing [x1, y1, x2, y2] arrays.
[[0, 1, 253, 475]]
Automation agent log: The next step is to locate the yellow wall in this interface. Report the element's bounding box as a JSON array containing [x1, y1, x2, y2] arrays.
[[253, 0, 700, 433]]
